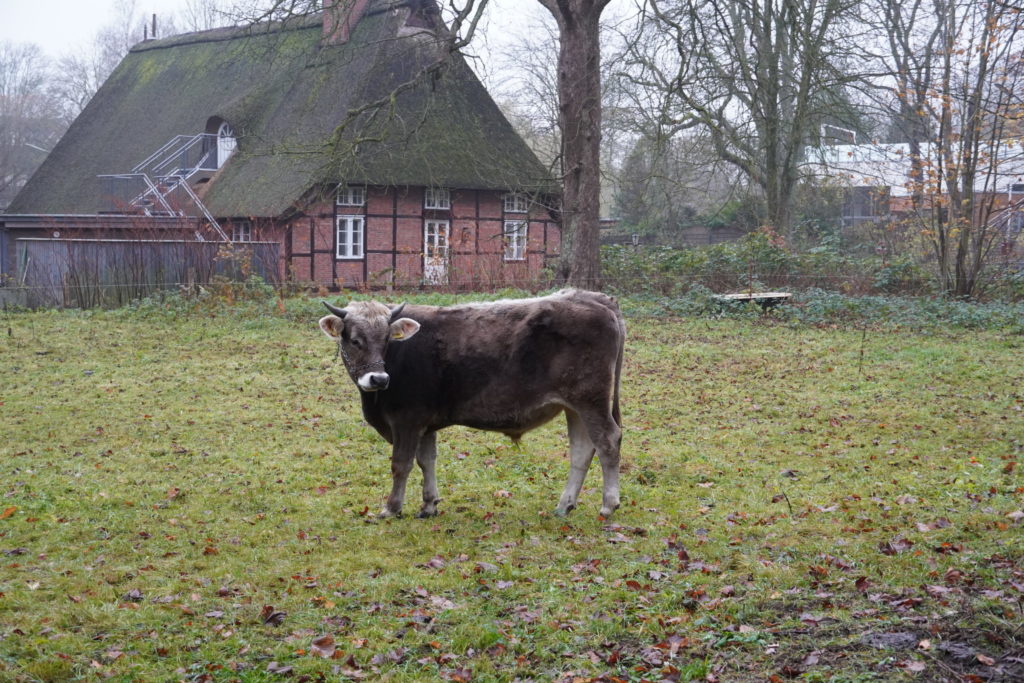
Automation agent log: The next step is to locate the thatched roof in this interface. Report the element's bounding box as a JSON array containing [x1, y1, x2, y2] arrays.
[[10, 2, 556, 217]]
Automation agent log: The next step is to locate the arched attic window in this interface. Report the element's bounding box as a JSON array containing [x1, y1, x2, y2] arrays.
[[205, 116, 237, 169], [399, 0, 440, 36], [405, 0, 439, 29]]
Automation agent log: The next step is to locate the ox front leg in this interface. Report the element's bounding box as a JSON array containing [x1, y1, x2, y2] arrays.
[[415, 431, 441, 518], [555, 410, 595, 517], [381, 435, 418, 518]]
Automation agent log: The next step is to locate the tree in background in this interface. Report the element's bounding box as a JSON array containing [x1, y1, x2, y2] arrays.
[[867, 0, 1023, 297], [614, 133, 749, 240], [528, 0, 613, 287], [0, 42, 64, 210], [49, 0, 138, 122], [180, 0, 235, 32], [50, 0, 181, 123], [492, 6, 635, 221], [625, 0, 866, 242]]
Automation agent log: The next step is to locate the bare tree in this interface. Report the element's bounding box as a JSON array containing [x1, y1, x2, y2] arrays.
[[179, 0, 236, 32], [493, 16, 562, 170], [492, 7, 635, 219], [50, 0, 163, 122], [614, 132, 750, 237], [0, 42, 64, 209], [871, 0, 1024, 297], [626, 0, 865, 240]]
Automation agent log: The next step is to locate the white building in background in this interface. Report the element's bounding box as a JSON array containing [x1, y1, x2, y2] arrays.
[[807, 142, 1024, 236], [810, 142, 1024, 196]]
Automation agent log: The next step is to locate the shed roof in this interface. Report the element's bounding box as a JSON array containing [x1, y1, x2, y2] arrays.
[[10, 2, 555, 217]]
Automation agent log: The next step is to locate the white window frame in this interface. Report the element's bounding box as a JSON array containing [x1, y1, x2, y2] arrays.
[[336, 215, 365, 259], [232, 220, 252, 242], [424, 219, 450, 284], [216, 121, 236, 169], [336, 185, 366, 207], [503, 219, 527, 261], [424, 187, 450, 210], [503, 193, 529, 213]]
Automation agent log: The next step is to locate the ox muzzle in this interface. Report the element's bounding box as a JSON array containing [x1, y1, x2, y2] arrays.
[[356, 368, 390, 392]]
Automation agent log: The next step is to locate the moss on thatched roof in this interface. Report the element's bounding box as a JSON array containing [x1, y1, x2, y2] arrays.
[[10, 2, 555, 217]]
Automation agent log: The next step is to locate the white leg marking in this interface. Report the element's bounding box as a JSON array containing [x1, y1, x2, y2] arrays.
[[416, 432, 440, 518], [556, 410, 595, 515], [592, 418, 622, 518]]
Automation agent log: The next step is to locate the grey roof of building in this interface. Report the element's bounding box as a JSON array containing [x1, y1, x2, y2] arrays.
[[9, 2, 556, 217]]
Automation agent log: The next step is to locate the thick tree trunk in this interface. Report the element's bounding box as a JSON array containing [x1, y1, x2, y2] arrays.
[[540, 0, 608, 289]]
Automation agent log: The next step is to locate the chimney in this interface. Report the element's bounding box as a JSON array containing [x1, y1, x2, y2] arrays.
[[323, 0, 371, 45]]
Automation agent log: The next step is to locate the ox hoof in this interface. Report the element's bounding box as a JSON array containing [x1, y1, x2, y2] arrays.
[[377, 507, 402, 519], [415, 498, 441, 518], [553, 504, 575, 517], [599, 506, 618, 518]]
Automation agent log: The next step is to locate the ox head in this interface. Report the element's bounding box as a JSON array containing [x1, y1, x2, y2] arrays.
[[319, 300, 420, 392]]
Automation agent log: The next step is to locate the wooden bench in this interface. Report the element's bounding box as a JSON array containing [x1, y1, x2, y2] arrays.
[[715, 291, 792, 312]]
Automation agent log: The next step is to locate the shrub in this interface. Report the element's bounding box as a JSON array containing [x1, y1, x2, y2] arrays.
[[602, 235, 971, 299]]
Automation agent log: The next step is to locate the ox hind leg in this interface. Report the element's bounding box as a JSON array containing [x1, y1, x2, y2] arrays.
[[415, 431, 441, 518], [555, 409, 596, 516], [594, 417, 623, 518], [573, 406, 622, 518]]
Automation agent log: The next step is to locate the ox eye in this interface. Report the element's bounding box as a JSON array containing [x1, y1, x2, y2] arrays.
[[350, 338, 363, 349]]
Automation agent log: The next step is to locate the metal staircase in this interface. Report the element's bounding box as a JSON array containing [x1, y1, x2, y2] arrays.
[[98, 134, 229, 240]]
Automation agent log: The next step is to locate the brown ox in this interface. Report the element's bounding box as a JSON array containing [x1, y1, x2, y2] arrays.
[[318, 289, 626, 518]]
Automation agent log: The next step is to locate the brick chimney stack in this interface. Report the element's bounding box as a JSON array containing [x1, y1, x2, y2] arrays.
[[323, 0, 371, 45]]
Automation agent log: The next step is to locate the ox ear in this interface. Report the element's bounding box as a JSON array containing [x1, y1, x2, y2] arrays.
[[389, 317, 420, 341], [319, 314, 345, 341]]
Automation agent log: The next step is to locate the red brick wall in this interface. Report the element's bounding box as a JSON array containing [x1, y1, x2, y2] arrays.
[[395, 217, 422, 253], [278, 185, 560, 289]]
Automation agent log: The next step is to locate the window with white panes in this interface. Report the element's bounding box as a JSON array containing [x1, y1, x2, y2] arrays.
[[232, 220, 252, 242], [336, 185, 365, 206], [424, 187, 450, 210], [336, 215, 365, 259], [503, 193, 528, 213], [503, 220, 527, 261]]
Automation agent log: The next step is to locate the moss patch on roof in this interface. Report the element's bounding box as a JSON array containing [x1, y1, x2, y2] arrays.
[[10, 2, 555, 217]]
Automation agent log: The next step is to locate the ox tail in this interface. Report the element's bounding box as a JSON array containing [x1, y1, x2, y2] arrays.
[[612, 312, 625, 429]]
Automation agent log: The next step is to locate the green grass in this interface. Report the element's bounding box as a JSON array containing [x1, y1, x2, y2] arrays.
[[1, 297, 1022, 682]]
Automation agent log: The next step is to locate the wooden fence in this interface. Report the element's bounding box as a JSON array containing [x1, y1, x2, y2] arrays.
[[13, 238, 279, 309]]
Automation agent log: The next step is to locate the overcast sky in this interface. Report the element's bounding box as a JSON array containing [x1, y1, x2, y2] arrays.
[[0, 0, 607, 60], [0, 0, 174, 57]]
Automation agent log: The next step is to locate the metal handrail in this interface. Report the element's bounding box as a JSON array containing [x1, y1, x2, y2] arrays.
[[100, 133, 230, 240], [98, 173, 176, 215], [133, 134, 218, 176], [175, 180, 227, 240], [151, 135, 217, 177], [132, 135, 193, 173]]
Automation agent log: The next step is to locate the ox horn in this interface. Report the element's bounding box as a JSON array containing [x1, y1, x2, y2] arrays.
[[321, 300, 347, 319], [388, 302, 407, 324]]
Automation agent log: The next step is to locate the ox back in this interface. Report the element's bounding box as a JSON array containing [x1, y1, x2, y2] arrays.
[[319, 289, 625, 518]]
